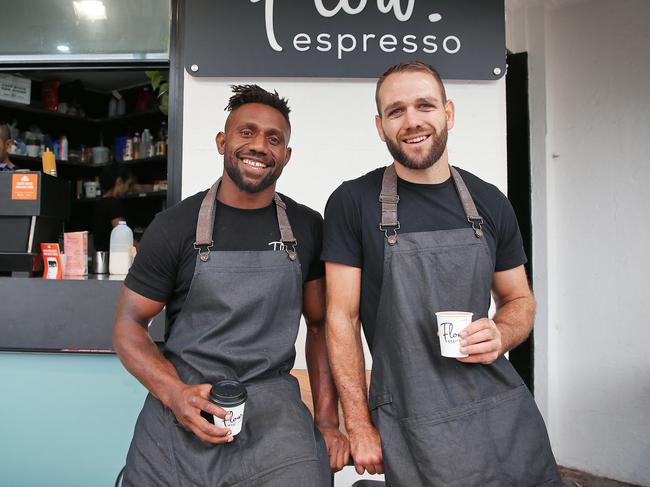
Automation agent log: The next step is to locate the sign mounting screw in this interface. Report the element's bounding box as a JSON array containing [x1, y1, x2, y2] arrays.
[[191, 64, 199, 72], [493, 67, 502, 76]]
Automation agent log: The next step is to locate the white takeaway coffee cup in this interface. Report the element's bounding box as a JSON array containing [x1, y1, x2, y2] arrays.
[[435, 311, 474, 358], [209, 379, 247, 437]]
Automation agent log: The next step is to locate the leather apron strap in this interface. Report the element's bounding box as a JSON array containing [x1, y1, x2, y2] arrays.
[[379, 164, 400, 245], [379, 163, 485, 244], [194, 179, 297, 261], [450, 166, 484, 238]]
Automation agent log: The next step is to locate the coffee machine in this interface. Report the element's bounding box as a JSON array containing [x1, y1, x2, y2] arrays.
[[0, 171, 69, 276]]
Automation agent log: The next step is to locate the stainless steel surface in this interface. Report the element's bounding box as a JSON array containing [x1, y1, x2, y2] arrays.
[[92, 251, 109, 274]]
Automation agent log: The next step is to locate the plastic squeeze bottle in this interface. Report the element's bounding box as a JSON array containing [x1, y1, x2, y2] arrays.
[[42, 148, 57, 176], [109, 221, 134, 275]]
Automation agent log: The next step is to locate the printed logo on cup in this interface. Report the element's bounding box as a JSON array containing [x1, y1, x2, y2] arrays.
[[209, 379, 248, 437], [435, 311, 473, 358], [440, 321, 462, 345]]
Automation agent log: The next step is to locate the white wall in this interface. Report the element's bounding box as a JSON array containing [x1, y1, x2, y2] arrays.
[[506, 0, 556, 444], [507, 1, 650, 484]]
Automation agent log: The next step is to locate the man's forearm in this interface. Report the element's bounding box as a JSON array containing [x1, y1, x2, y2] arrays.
[[326, 312, 372, 434], [494, 294, 536, 354], [114, 319, 183, 409], [305, 320, 339, 428]]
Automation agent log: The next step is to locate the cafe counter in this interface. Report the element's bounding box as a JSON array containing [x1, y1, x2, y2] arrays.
[[0, 274, 165, 352]]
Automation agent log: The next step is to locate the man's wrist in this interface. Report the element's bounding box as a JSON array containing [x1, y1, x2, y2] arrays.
[[492, 318, 511, 355], [156, 376, 185, 409], [315, 418, 340, 430], [345, 416, 375, 436]]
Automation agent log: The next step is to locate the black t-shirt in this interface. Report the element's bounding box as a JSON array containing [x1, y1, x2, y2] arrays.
[[92, 197, 126, 251], [125, 190, 324, 328], [321, 166, 527, 346]]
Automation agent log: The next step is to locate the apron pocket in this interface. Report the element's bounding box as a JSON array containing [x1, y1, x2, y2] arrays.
[[399, 388, 526, 486], [369, 392, 397, 451], [124, 394, 177, 487], [369, 392, 393, 411], [487, 386, 560, 485], [237, 378, 319, 481]]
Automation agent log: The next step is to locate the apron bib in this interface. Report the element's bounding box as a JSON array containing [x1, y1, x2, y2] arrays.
[[124, 180, 329, 486], [369, 165, 561, 487]]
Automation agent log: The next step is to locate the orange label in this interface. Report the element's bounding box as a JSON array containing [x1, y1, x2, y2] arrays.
[[11, 173, 38, 200]]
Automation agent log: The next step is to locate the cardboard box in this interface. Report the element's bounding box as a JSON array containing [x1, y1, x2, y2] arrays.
[[63, 231, 88, 276]]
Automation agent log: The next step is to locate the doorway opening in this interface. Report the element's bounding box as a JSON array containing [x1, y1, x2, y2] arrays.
[[506, 51, 534, 393]]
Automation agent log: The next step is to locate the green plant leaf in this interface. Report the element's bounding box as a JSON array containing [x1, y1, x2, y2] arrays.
[[160, 95, 169, 116], [146, 71, 162, 91], [158, 82, 169, 98]]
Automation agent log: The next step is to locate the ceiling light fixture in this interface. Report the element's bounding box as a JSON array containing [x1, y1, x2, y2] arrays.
[[73, 1, 107, 21], [57, 45, 71, 52]]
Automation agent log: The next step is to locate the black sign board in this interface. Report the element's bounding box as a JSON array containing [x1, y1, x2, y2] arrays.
[[184, 0, 506, 80]]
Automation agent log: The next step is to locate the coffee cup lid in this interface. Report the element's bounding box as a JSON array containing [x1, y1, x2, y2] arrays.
[[210, 379, 247, 407]]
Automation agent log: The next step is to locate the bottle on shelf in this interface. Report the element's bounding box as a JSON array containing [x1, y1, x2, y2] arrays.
[[112, 89, 126, 117], [108, 97, 117, 118], [158, 121, 167, 140], [155, 122, 168, 156], [141, 128, 153, 159], [109, 221, 134, 275], [117, 97, 126, 116], [124, 136, 133, 161], [42, 148, 57, 177], [59, 136, 68, 161], [133, 132, 141, 160]]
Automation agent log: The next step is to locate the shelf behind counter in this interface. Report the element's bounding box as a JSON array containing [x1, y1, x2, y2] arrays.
[[0, 274, 165, 353]]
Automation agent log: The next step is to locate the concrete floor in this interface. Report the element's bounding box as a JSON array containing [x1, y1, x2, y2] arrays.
[[560, 467, 641, 487]]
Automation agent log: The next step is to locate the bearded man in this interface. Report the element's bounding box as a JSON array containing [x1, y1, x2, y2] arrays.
[[323, 62, 561, 486], [114, 84, 349, 486]]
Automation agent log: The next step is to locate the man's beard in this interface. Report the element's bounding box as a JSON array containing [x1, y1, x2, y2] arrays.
[[224, 154, 280, 194], [385, 127, 448, 170]]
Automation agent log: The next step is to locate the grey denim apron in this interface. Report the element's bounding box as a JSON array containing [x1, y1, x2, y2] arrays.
[[369, 165, 561, 487], [123, 180, 330, 487]]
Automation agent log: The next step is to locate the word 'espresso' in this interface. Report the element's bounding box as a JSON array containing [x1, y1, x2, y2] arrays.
[[250, 0, 462, 60]]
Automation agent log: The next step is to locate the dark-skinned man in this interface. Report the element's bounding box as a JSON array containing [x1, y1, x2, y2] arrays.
[[323, 62, 561, 486], [114, 84, 349, 486]]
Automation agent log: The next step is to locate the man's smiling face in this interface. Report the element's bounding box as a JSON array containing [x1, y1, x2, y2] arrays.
[[217, 102, 292, 193], [375, 71, 454, 170]]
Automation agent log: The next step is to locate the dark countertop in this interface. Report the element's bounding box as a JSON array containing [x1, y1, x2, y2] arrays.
[[0, 275, 165, 352]]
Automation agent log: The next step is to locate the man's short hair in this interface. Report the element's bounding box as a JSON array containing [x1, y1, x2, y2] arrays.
[[0, 121, 11, 142], [375, 61, 447, 115], [225, 84, 291, 127]]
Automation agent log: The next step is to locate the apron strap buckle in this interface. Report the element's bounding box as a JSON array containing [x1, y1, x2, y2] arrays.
[[283, 239, 298, 261], [379, 222, 400, 246], [193, 241, 214, 261], [468, 217, 484, 238], [379, 193, 400, 204]]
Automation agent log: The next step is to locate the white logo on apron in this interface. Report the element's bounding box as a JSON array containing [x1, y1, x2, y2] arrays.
[[268, 241, 286, 251]]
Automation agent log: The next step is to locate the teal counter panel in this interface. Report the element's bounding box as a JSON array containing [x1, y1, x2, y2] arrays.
[[0, 352, 147, 486]]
